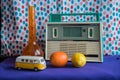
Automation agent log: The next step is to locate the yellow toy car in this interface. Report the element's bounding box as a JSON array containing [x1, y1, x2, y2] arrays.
[[15, 56, 46, 71]]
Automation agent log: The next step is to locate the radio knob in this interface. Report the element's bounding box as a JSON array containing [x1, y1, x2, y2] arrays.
[[83, 29, 86, 32]]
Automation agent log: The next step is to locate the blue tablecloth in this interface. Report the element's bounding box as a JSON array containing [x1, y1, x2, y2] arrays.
[[0, 56, 120, 80]]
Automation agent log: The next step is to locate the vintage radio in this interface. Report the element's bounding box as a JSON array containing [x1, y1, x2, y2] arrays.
[[45, 22, 103, 62], [45, 13, 103, 62]]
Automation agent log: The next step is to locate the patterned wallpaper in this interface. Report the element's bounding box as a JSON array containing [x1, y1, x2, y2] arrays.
[[1, 0, 120, 57]]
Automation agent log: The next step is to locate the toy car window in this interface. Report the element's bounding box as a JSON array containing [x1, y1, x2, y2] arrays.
[[34, 60, 38, 63], [41, 59, 44, 62], [30, 60, 33, 63], [26, 59, 28, 63], [21, 59, 24, 62]]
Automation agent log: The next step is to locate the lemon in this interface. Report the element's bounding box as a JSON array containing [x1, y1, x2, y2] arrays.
[[71, 52, 86, 67]]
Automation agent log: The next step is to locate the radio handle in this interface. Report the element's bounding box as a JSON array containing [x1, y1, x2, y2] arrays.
[[49, 13, 100, 22]]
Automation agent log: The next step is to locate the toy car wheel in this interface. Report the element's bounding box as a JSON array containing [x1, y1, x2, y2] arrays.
[[17, 67, 21, 70], [34, 67, 38, 71]]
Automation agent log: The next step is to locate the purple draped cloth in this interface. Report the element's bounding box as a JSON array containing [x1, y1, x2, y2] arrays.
[[0, 56, 120, 80]]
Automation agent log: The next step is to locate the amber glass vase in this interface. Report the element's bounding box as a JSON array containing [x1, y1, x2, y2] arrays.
[[22, 6, 44, 57]]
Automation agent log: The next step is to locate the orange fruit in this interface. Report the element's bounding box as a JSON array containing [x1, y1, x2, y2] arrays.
[[50, 51, 68, 67]]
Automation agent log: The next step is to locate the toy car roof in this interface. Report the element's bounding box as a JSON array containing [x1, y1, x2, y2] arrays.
[[16, 56, 44, 60]]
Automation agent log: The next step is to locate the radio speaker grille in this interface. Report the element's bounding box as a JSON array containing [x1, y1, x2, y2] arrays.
[[60, 43, 86, 58], [46, 41, 101, 61]]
